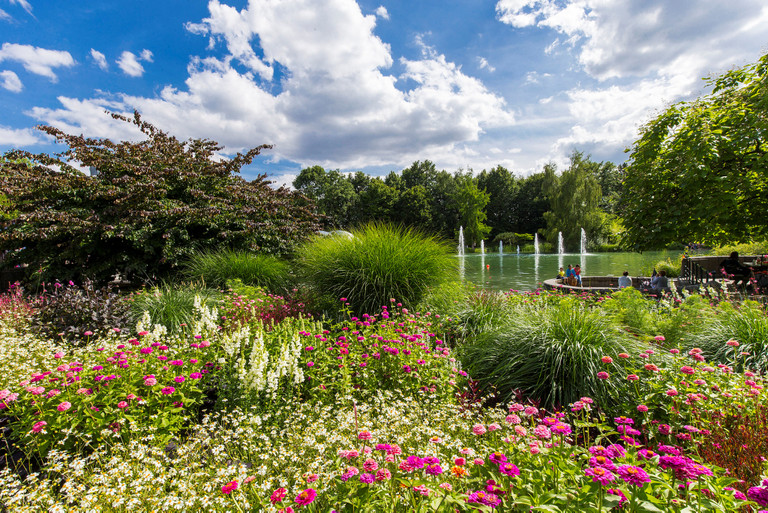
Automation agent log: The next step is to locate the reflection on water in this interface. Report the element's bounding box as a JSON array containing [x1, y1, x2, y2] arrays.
[[461, 251, 671, 292]]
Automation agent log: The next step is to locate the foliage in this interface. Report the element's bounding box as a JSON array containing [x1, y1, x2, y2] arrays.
[[708, 240, 768, 256], [641, 256, 682, 278], [183, 249, 291, 291], [453, 175, 491, 249], [295, 222, 456, 315], [460, 298, 648, 408], [476, 166, 519, 240], [128, 283, 223, 334], [0, 112, 318, 285], [492, 232, 533, 245], [689, 300, 768, 372], [293, 166, 357, 229], [542, 152, 610, 251], [620, 52, 768, 248], [220, 280, 312, 331], [31, 280, 132, 343]]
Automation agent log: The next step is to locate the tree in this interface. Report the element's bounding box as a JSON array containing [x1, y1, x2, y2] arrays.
[[356, 178, 398, 224], [293, 166, 357, 229], [392, 185, 433, 228], [511, 172, 548, 235], [453, 176, 491, 249], [541, 152, 605, 251], [477, 165, 519, 239], [620, 52, 768, 249], [0, 112, 318, 284]]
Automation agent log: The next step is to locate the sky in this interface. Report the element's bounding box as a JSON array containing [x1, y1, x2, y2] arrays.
[[1, 0, 767, 187]]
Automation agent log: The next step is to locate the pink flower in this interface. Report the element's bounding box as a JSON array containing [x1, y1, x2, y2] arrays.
[[680, 366, 695, 375], [53, 352, 64, 359], [627, 374, 639, 381], [294, 488, 317, 505], [654, 336, 665, 341], [161, 386, 175, 395], [637, 405, 649, 412], [57, 401, 71, 412], [473, 458, 485, 466], [358, 430, 372, 440], [524, 406, 538, 415], [117, 401, 128, 408], [726, 339, 739, 347], [597, 371, 610, 380], [363, 459, 378, 472], [31, 420, 47, 433], [472, 424, 487, 436], [144, 377, 157, 386], [375, 468, 392, 481], [618, 353, 629, 359], [221, 481, 238, 494], [270, 487, 287, 504], [601, 356, 613, 363], [666, 389, 678, 396], [174, 376, 185, 383]]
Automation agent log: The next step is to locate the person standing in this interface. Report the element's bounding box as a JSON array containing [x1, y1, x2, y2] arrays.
[[574, 265, 582, 286]]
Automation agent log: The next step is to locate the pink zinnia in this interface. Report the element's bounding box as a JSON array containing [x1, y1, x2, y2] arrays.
[[294, 488, 317, 505], [161, 386, 175, 395], [270, 487, 287, 504], [617, 465, 650, 486], [358, 430, 372, 440], [680, 366, 695, 375], [31, 420, 47, 433], [363, 458, 378, 472], [117, 401, 128, 408], [585, 466, 615, 485], [626, 374, 639, 381], [597, 371, 610, 380], [144, 377, 157, 386], [221, 481, 238, 494], [375, 468, 392, 481], [174, 376, 185, 383], [601, 356, 613, 363], [472, 424, 487, 436], [57, 401, 71, 412]]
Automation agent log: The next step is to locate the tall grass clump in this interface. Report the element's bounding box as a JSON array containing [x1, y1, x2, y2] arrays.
[[689, 300, 768, 372], [641, 255, 682, 277], [461, 298, 648, 409], [183, 249, 290, 291], [709, 240, 768, 256], [129, 282, 223, 332], [296, 222, 456, 315]]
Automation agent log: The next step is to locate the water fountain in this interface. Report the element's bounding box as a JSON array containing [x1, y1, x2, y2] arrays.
[[558, 232, 564, 255], [580, 228, 587, 255], [499, 240, 503, 254], [534, 234, 539, 255], [480, 240, 485, 255], [516, 245, 520, 254], [458, 226, 464, 256]]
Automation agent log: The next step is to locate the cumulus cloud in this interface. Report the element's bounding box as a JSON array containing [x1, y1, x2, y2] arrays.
[[29, 0, 514, 171], [116, 50, 153, 77], [90, 49, 108, 71], [375, 5, 389, 20], [0, 70, 22, 92], [0, 43, 74, 82], [0, 125, 42, 146]]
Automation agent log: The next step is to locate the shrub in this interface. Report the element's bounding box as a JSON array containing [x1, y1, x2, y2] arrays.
[[183, 250, 291, 291], [689, 300, 768, 372], [128, 283, 223, 333], [461, 298, 647, 409], [295, 222, 456, 315], [0, 283, 34, 329], [31, 280, 132, 342], [709, 240, 768, 256], [220, 280, 312, 331], [641, 256, 682, 278]]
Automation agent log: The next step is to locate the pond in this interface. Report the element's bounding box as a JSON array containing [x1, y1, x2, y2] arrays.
[[459, 251, 674, 291]]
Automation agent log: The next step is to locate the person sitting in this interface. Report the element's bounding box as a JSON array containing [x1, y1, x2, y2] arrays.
[[557, 267, 565, 280], [574, 265, 582, 286], [618, 271, 632, 289], [719, 251, 752, 287], [651, 270, 669, 293], [564, 264, 576, 285]]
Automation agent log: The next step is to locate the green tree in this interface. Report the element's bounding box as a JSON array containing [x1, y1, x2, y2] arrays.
[[393, 185, 433, 228], [0, 112, 318, 284], [620, 52, 768, 249], [453, 176, 491, 249], [511, 172, 548, 236], [541, 152, 605, 251], [293, 166, 357, 229], [356, 178, 398, 223], [477, 165, 519, 240]]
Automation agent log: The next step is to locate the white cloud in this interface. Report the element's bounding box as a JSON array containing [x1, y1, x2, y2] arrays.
[[30, 0, 515, 172], [9, 0, 32, 15], [478, 57, 495, 72], [116, 50, 153, 77], [0, 70, 22, 92], [0, 125, 41, 146], [0, 8, 11, 21], [375, 6, 389, 20], [0, 43, 74, 82], [90, 49, 108, 71]]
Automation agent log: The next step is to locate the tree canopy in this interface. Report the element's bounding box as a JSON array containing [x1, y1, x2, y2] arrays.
[[620, 52, 768, 249], [0, 112, 319, 284]]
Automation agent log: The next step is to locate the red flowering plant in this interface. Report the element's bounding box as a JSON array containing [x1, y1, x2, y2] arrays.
[[1, 317, 223, 461], [298, 300, 467, 404], [218, 280, 313, 333]]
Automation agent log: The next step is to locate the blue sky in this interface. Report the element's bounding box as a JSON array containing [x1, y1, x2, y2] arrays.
[[1, 0, 767, 186]]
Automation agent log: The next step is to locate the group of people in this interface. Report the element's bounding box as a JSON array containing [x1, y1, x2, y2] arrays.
[[557, 264, 582, 286]]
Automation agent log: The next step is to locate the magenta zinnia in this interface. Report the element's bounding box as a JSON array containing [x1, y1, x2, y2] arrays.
[[616, 465, 650, 486], [294, 488, 317, 505]]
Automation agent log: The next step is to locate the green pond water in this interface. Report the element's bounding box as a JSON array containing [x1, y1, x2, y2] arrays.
[[459, 251, 673, 291]]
